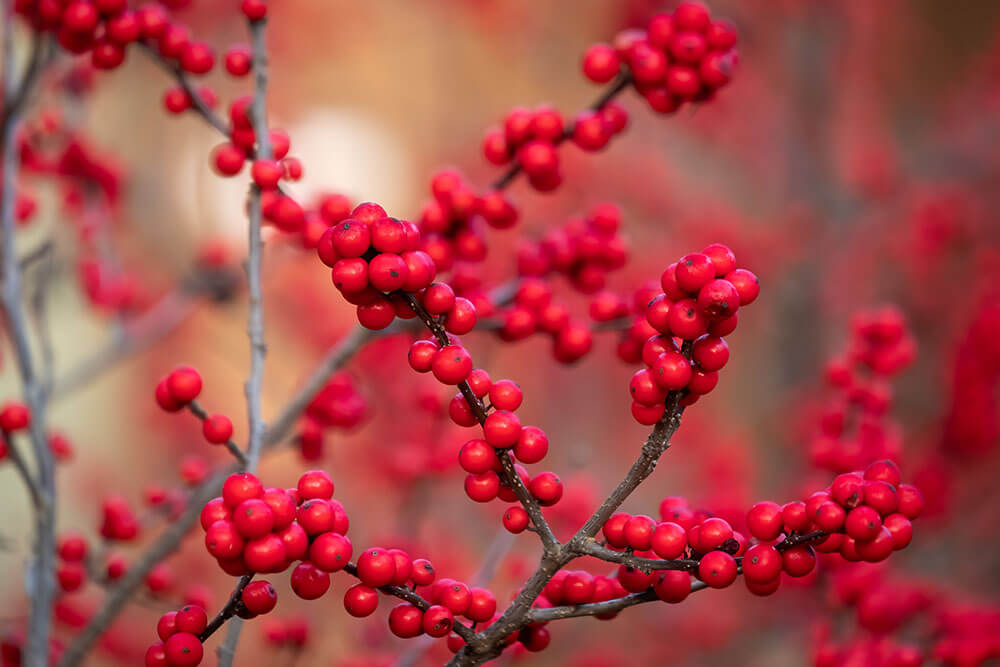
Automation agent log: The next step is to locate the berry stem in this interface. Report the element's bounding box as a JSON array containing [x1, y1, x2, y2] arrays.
[[139, 41, 229, 135], [198, 573, 255, 642], [186, 401, 249, 466]]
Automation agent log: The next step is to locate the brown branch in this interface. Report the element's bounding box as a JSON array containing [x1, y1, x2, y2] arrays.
[[576, 540, 697, 573], [199, 574, 255, 642]]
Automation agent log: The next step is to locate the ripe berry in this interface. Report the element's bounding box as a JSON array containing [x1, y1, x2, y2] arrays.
[[166, 367, 202, 404], [233, 499, 275, 539], [297, 470, 334, 501], [205, 521, 244, 559], [357, 548, 396, 587], [243, 534, 286, 573], [653, 570, 691, 603], [667, 298, 709, 340], [623, 514, 656, 551], [296, 499, 335, 536], [224, 45, 251, 76], [309, 532, 352, 572], [222, 473, 263, 508], [202, 415, 233, 444], [467, 588, 497, 622], [251, 160, 282, 189], [630, 368, 667, 406], [389, 604, 424, 638], [529, 472, 563, 506], [582, 43, 620, 83], [290, 562, 330, 600], [691, 335, 729, 371], [489, 380, 523, 411], [483, 411, 522, 448], [514, 426, 548, 464], [465, 471, 500, 502], [651, 521, 687, 559], [896, 484, 924, 519], [854, 526, 894, 562], [781, 544, 816, 577], [445, 298, 478, 335], [163, 632, 202, 667], [344, 584, 379, 617], [411, 558, 435, 586], [746, 501, 783, 541], [432, 345, 473, 385], [814, 501, 846, 533], [724, 269, 760, 306], [438, 581, 471, 616], [845, 506, 882, 541], [562, 571, 596, 604], [156, 612, 178, 641], [863, 480, 899, 517], [742, 544, 781, 583], [651, 351, 693, 390], [459, 440, 495, 474], [241, 581, 277, 615], [503, 506, 529, 533]]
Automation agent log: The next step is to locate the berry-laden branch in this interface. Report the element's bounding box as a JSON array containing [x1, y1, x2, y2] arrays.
[[401, 291, 560, 554], [1, 10, 58, 665]]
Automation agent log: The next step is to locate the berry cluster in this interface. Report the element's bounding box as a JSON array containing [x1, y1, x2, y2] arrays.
[[145, 604, 209, 667], [758, 458, 924, 565], [316, 202, 447, 330], [418, 169, 518, 271], [582, 1, 739, 114], [55, 533, 88, 594], [813, 307, 916, 472], [297, 373, 368, 461], [201, 470, 350, 583], [481, 102, 629, 192], [630, 244, 758, 423]]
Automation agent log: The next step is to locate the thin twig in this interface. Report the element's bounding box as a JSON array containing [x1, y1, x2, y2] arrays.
[[199, 574, 255, 641], [0, 429, 45, 508], [138, 42, 229, 136], [218, 16, 271, 665], [1, 12, 57, 666], [186, 401, 248, 465]]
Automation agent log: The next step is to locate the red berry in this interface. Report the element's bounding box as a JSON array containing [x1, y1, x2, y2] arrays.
[[529, 472, 563, 506], [222, 473, 263, 508], [465, 471, 500, 502], [651, 521, 687, 559], [623, 514, 656, 551], [241, 581, 277, 615], [503, 506, 529, 533], [742, 544, 781, 583], [297, 470, 334, 501], [163, 633, 202, 667], [357, 548, 396, 587], [781, 544, 816, 577], [388, 604, 424, 638], [344, 584, 379, 617], [483, 410, 522, 448], [224, 44, 252, 76], [653, 570, 691, 603], [514, 426, 548, 464], [290, 562, 330, 600], [233, 499, 275, 539], [167, 367, 202, 404], [202, 415, 233, 444], [724, 269, 759, 306], [845, 506, 882, 541], [582, 43, 620, 83], [432, 345, 473, 385], [309, 532, 352, 572]]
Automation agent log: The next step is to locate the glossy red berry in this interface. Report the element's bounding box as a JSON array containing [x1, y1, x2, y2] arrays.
[[290, 562, 330, 600], [503, 506, 529, 533], [389, 604, 424, 638], [432, 345, 473, 385], [653, 570, 691, 603], [357, 548, 396, 587], [297, 470, 334, 501], [582, 43, 620, 83], [724, 269, 759, 306], [166, 367, 201, 404], [483, 410, 522, 448], [202, 414, 233, 444], [514, 426, 548, 464], [163, 632, 202, 667], [344, 584, 379, 617], [742, 544, 781, 583], [309, 532, 352, 572], [233, 499, 275, 539], [781, 544, 816, 577], [529, 472, 563, 506], [459, 439, 495, 474], [242, 581, 278, 615]]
